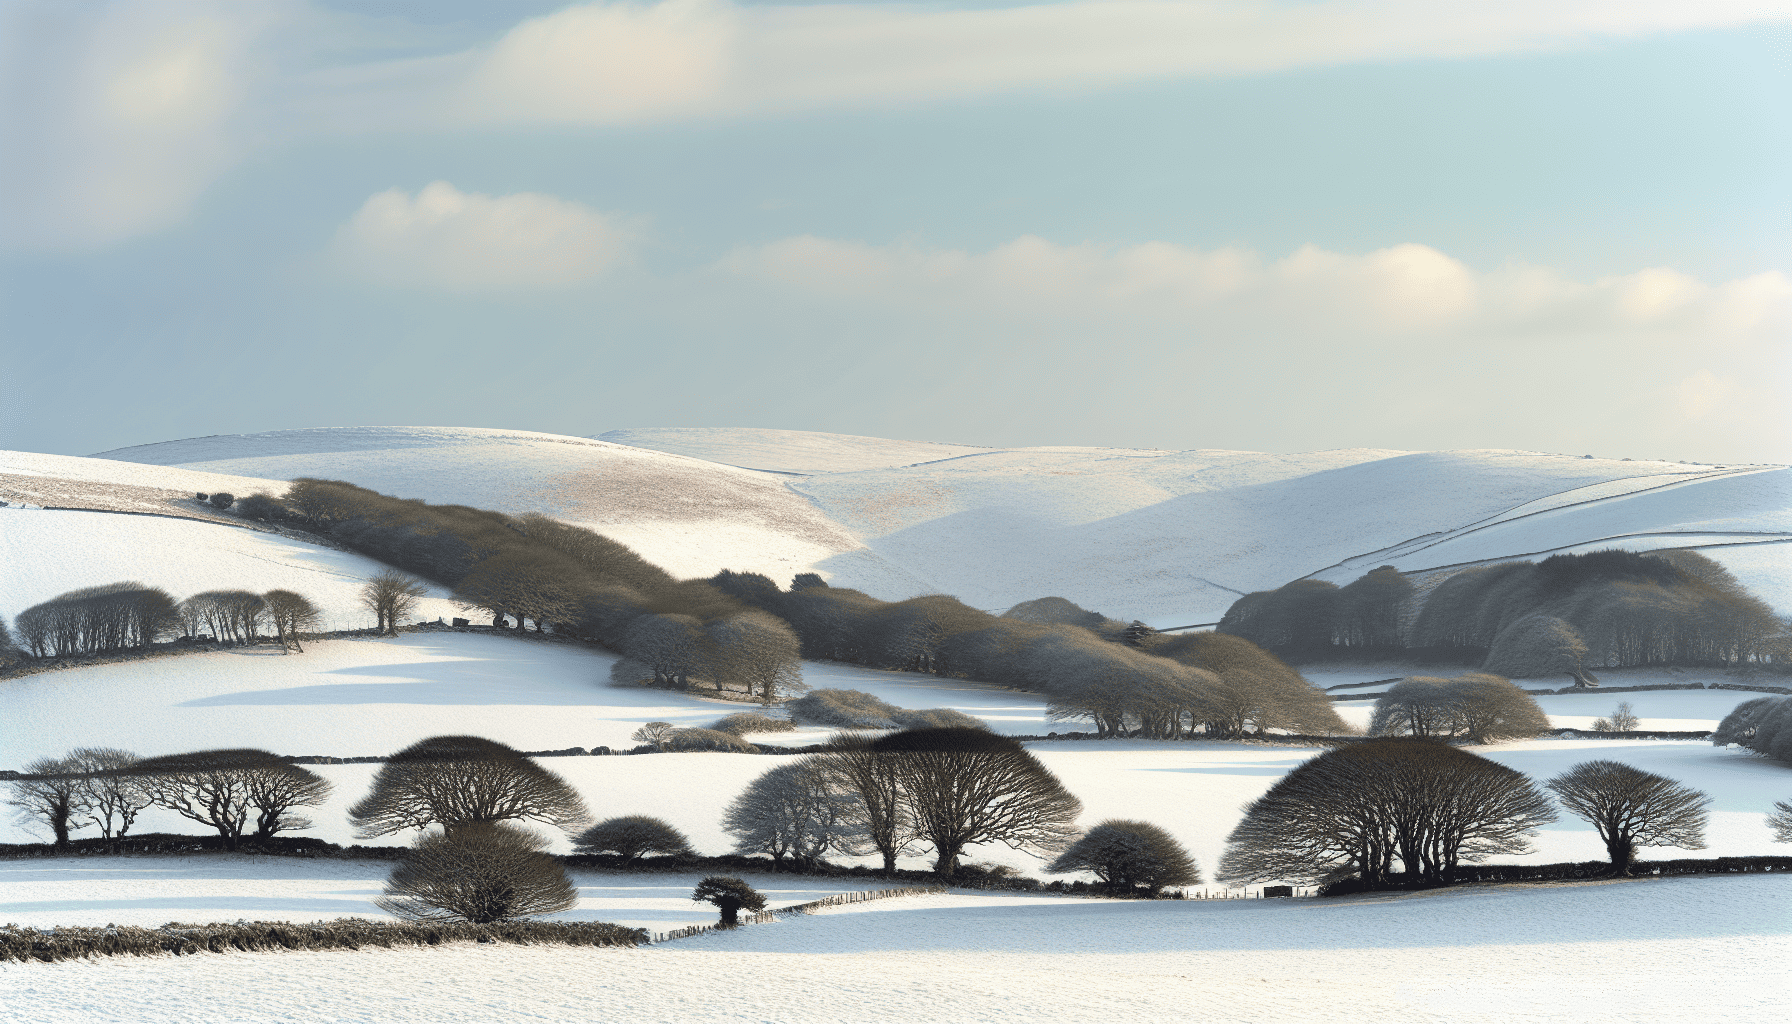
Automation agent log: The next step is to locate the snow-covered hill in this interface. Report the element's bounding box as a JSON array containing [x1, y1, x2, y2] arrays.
[[71, 426, 1792, 622]]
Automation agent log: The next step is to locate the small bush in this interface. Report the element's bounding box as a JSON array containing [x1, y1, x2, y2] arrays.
[[711, 712, 797, 737], [692, 875, 767, 926], [234, 493, 287, 521], [891, 708, 988, 730], [377, 824, 578, 924], [661, 728, 759, 753], [573, 816, 694, 863], [208, 493, 235, 510], [786, 689, 901, 729]]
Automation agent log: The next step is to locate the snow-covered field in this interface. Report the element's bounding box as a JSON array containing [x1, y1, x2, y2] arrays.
[[77, 425, 1791, 624], [3, 634, 1784, 877], [1, 874, 1786, 1023], [0, 510, 461, 629]]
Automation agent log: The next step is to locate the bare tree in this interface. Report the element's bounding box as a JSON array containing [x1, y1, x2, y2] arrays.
[[622, 614, 705, 688], [6, 756, 90, 848], [870, 727, 1081, 876], [721, 759, 860, 871], [264, 590, 322, 653], [1220, 738, 1555, 888], [349, 735, 591, 839], [1712, 696, 1792, 761], [692, 875, 766, 927], [1545, 760, 1711, 874], [1769, 800, 1792, 843], [377, 823, 577, 923], [701, 611, 807, 704], [69, 748, 152, 843], [816, 734, 923, 874], [362, 569, 429, 636], [573, 815, 694, 864], [630, 722, 676, 750], [131, 750, 331, 850], [1048, 819, 1201, 895], [1592, 701, 1640, 733], [1369, 674, 1549, 743]]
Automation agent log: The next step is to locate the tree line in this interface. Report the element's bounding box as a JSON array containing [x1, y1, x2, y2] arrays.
[[8, 584, 325, 658], [705, 571, 1348, 739], [12, 727, 1781, 925], [1219, 549, 1789, 675]]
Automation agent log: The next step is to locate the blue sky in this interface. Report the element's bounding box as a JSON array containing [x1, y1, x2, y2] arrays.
[[3, 1, 1788, 462]]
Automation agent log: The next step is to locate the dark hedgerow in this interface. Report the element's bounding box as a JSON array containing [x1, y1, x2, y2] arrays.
[[0, 917, 645, 963]]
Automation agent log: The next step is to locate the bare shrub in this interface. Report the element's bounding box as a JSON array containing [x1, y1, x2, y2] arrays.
[[710, 712, 796, 737], [1712, 696, 1792, 762], [572, 815, 693, 863], [348, 736, 590, 839], [891, 708, 987, 730], [661, 728, 758, 753], [787, 689, 901, 729], [1591, 701, 1640, 733], [1048, 819, 1201, 894], [377, 823, 577, 923], [630, 722, 676, 749], [1369, 673, 1549, 743]]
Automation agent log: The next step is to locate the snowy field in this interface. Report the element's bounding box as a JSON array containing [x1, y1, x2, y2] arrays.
[[0, 875, 1787, 1023], [81, 425, 1791, 624], [3, 632, 1785, 875], [0, 510, 461, 629]]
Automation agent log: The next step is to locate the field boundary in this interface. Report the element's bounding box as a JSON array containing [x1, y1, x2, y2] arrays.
[[649, 886, 946, 943]]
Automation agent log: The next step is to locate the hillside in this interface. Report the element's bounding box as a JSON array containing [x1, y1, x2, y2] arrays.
[[74, 426, 1792, 623]]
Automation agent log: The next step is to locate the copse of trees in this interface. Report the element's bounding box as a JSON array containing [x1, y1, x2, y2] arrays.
[[1220, 549, 1784, 675], [14, 584, 179, 657], [1368, 673, 1550, 744], [722, 760, 860, 871], [5, 748, 157, 849], [1219, 738, 1556, 888]]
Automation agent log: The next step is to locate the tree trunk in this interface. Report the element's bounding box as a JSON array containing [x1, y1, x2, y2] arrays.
[[1606, 837, 1634, 875], [719, 903, 740, 926]]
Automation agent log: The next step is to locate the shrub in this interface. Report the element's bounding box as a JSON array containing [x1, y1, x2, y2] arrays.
[[234, 493, 288, 521], [1591, 701, 1640, 733], [890, 708, 987, 730], [377, 823, 578, 923], [711, 712, 797, 736], [660, 728, 758, 753], [692, 875, 767, 926], [787, 689, 902, 729], [1048, 819, 1201, 894], [572, 815, 693, 863], [1712, 696, 1792, 762], [208, 492, 235, 510]]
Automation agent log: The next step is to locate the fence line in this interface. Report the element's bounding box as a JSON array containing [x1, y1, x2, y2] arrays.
[[648, 886, 946, 943]]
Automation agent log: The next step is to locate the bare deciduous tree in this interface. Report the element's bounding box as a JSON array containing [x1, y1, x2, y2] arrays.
[[1220, 739, 1556, 888], [1048, 819, 1201, 894], [69, 747, 151, 843], [870, 727, 1081, 876], [131, 749, 331, 850], [362, 569, 429, 636], [1369, 674, 1549, 743], [721, 759, 860, 871], [1592, 701, 1640, 733], [264, 590, 322, 653], [1768, 800, 1792, 844], [630, 722, 676, 749], [349, 735, 591, 839], [816, 734, 923, 874], [377, 823, 577, 923], [6, 756, 90, 849], [1545, 760, 1711, 873], [572, 815, 693, 864]]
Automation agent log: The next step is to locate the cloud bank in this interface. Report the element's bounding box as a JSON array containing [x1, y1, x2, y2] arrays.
[[332, 182, 636, 291]]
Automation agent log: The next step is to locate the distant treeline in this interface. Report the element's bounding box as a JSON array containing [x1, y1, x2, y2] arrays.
[[706, 571, 1347, 739], [8, 584, 322, 659], [1218, 549, 1789, 675]]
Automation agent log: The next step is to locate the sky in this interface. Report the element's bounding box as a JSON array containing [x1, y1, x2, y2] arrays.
[[2, 0, 1788, 463]]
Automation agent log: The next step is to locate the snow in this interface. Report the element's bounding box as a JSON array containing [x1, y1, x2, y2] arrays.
[[0, 450, 284, 500], [2, 633, 1782, 876], [594, 426, 997, 474], [0, 510, 463, 629], [0, 875, 1786, 1023]]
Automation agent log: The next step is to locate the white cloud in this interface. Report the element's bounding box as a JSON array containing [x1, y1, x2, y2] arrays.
[[0, 0, 274, 251], [717, 234, 1792, 342], [331, 181, 637, 291], [457, 0, 1792, 125]]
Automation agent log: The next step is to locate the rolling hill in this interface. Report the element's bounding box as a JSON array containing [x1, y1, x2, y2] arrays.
[[73, 425, 1792, 624]]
